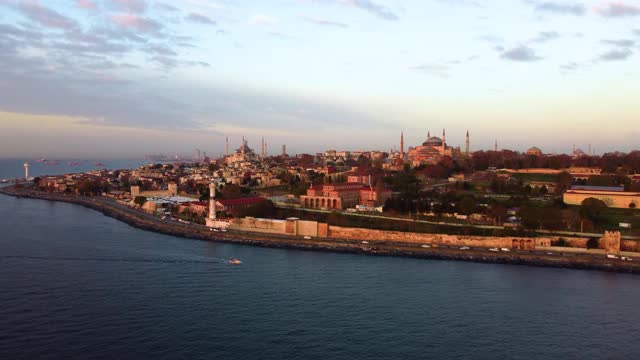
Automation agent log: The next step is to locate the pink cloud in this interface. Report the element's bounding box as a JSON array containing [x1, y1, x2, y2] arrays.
[[111, 13, 162, 32], [595, 1, 640, 17], [76, 0, 96, 10]]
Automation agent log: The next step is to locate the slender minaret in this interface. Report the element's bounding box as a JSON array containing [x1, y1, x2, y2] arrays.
[[494, 140, 498, 152], [441, 128, 446, 153], [465, 130, 470, 157], [282, 144, 286, 157], [24, 161, 29, 180], [209, 182, 217, 221], [225, 136, 229, 157], [428, 130, 431, 138], [400, 131, 404, 160], [241, 136, 246, 154], [265, 141, 268, 157], [261, 137, 265, 159]]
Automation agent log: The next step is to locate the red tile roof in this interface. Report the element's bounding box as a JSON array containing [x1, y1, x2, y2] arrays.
[[217, 197, 266, 206]]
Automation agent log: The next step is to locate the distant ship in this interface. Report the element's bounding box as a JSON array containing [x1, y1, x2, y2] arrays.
[[68, 161, 81, 166], [228, 258, 242, 265], [45, 160, 60, 166], [35, 158, 47, 163], [94, 162, 106, 167]]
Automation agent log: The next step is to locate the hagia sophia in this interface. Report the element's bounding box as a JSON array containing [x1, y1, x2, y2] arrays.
[[404, 129, 470, 166]]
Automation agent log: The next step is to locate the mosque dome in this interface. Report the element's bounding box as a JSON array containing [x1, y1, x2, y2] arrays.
[[237, 144, 253, 153], [422, 136, 443, 147]]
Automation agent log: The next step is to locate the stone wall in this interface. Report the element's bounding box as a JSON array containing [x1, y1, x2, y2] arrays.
[[603, 231, 621, 255], [230, 217, 286, 234], [297, 220, 319, 237]]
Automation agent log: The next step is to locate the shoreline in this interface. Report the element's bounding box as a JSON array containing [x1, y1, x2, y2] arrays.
[[2, 185, 639, 274]]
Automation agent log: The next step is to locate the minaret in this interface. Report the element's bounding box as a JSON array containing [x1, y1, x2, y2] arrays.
[[282, 144, 286, 157], [209, 182, 217, 221], [494, 140, 498, 152], [225, 136, 229, 157], [261, 137, 265, 159], [400, 131, 404, 160], [241, 136, 246, 154], [264, 141, 268, 157], [441, 128, 446, 153], [428, 130, 431, 138], [24, 161, 29, 180], [465, 130, 470, 157]]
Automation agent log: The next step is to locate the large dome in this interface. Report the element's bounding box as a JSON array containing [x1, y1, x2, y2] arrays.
[[422, 136, 443, 147], [237, 144, 253, 153]]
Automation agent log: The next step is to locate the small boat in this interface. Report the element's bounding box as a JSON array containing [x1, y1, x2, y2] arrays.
[[229, 258, 242, 265]]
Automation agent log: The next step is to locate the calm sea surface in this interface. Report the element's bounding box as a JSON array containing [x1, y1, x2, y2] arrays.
[[1, 170, 640, 359], [0, 158, 146, 180]]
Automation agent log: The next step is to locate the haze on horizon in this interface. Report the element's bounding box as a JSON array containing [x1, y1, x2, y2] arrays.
[[1, 0, 639, 159]]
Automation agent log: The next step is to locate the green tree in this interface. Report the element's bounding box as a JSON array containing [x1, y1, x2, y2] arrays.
[[586, 237, 599, 249], [458, 196, 476, 215], [134, 196, 147, 207], [555, 171, 574, 194], [579, 197, 607, 225]]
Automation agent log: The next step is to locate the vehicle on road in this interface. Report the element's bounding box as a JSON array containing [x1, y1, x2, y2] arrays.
[[460, 246, 470, 250], [489, 248, 499, 252], [362, 241, 369, 244], [303, 236, 312, 240], [607, 254, 619, 259], [421, 244, 431, 248], [500, 248, 510, 252]]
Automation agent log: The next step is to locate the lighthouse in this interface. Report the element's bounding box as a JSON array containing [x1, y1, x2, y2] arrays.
[[209, 182, 217, 221], [24, 161, 29, 181]]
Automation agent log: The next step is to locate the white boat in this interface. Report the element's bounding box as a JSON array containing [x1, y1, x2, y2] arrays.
[[229, 258, 242, 265]]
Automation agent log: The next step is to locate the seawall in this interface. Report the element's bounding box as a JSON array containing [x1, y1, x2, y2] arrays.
[[1, 186, 639, 274]]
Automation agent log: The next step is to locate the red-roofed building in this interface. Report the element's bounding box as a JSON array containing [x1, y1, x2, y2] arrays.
[[300, 182, 391, 210], [216, 197, 267, 215]]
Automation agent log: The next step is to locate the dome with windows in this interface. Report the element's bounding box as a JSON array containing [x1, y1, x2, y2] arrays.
[[422, 136, 443, 147]]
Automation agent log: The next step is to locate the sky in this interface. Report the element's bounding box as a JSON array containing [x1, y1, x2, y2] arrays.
[[0, 0, 639, 159]]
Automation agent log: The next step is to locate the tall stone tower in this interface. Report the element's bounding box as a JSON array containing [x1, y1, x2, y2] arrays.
[[282, 144, 287, 157], [209, 182, 217, 221], [494, 140, 498, 152], [400, 131, 404, 160], [441, 128, 446, 153], [465, 130, 470, 157], [24, 161, 29, 180], [225, 136, 229, 157]]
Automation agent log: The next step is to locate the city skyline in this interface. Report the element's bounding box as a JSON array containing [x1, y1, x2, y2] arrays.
[[1, 0, 639, 158]]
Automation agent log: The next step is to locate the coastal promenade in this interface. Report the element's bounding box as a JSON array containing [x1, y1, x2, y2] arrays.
[[2, 185, 640, 274]]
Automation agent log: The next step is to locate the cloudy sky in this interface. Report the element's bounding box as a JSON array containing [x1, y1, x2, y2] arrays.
[[0, 0, 639, 158]]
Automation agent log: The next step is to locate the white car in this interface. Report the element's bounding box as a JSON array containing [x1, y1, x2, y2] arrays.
[[221, 229, 227, 232], [607, 254, 618, 259], [303, 236, 312, 240], [489, 248, 499, 252], [500, 248, 511, 252], [459, 246, 470, 250], [421, 244, 431, 248]]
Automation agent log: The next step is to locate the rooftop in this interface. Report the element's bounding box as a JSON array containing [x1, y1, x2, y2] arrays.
[[569, 185, 625, 192]]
